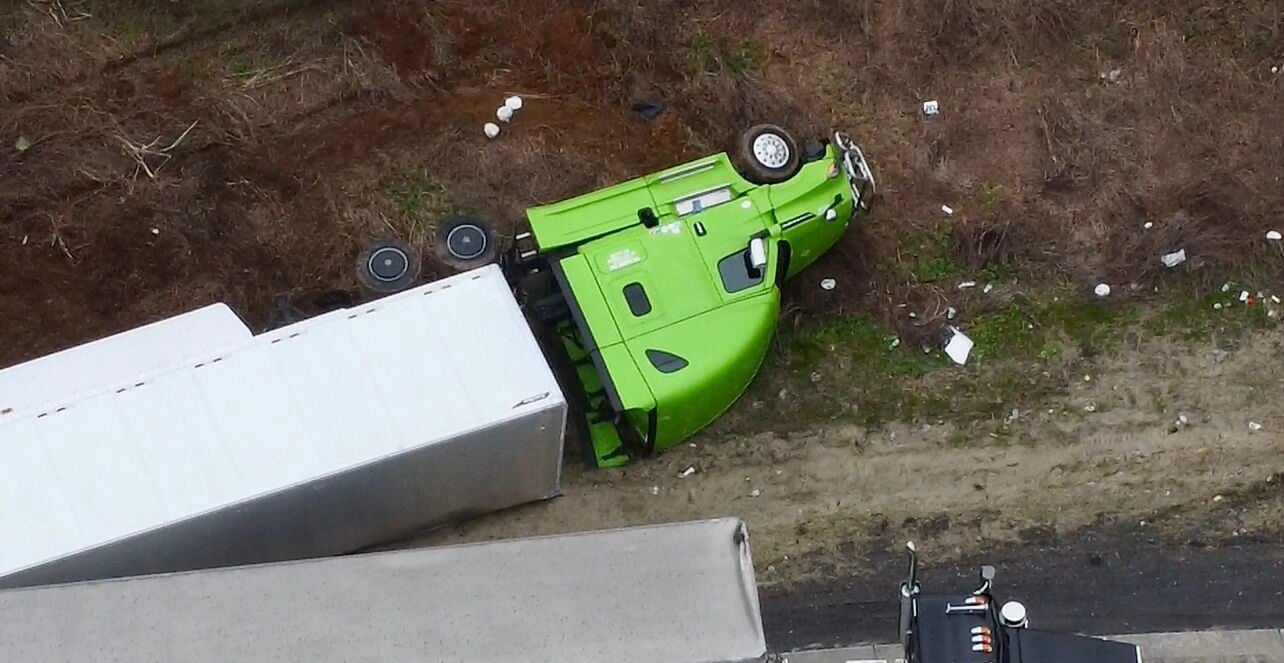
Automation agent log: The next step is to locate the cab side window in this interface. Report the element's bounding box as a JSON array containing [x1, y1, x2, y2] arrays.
[[717, 249, 765, 293]]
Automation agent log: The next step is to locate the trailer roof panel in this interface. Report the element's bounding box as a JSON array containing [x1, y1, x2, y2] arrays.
[[0, 518, 766, 663], [0, 303, 251, 419]]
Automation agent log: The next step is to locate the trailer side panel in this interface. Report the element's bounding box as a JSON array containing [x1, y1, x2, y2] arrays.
[[0, 266, 566, 587]]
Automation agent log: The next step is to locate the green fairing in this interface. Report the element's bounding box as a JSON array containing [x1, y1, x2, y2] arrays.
[[527, 138, 872, 465]]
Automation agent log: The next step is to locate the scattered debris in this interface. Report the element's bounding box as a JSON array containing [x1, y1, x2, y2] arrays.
[[944, 327, 974, 366], [1273, 296, 1281, 304], [1143, 221, 1153, 230], [958, 281, 977, 290], [649, 486, 660, 496], [483, 122, 501, 139], [1268, 230, 1282, 241], [1094, 283, 1111, 298], [889, 336, 901, 350], [1213, 349, 1228, 363], [820, 277, 836, 291], [982, 283, 994, 294], [750, 489, 761, 498], [940, 204, 954, 216], [1248, 421, 1263, 432], [777, 388, 789, 400], [631, 100, 667, 120], [1221, 283, 1231, 292], [504, 95, 523, 111], [1100, 68, 1123, 84], [810, 371, 822, 383], [1083, 374, 1092, 382], [1178, 414, 1189, 426], [1004, 408, 1020, 425], [1213, 302, 1223, 310], [1160, 249, 1186, 268], [1213, 494, 1224, 502], [946, 306, 957, 320], [1084, 404, 1097, 413], [150, 227, 160, 236], [922, 100, 940, 116], [1239, 290, 1250, 303], [678, 466, 697, 479], [496, 105, 514, 123], [15, 136, 30, 153]]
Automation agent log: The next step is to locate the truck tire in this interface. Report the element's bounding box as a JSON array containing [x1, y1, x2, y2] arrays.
[[435, 215, 498, 271], [737, 124, 802, 184], [357, 238, 422, 295]]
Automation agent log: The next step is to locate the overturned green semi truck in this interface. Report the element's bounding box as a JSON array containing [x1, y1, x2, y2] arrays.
[[507, 126, 875, 466]]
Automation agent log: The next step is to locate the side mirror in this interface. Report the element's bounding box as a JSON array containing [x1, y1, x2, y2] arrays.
[[748, 237, 768, 270]]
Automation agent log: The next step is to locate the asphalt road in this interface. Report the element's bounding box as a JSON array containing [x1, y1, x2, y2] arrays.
[[762, 533, 1284, 651], [781, 629, 1284, 663]]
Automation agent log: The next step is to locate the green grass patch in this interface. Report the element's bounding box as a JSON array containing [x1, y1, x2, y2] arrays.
[[1147, 291, 1274, 341], [904, 231, 961, 283]]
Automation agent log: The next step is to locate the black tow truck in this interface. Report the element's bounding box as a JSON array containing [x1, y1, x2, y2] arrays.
[[898, 542, 1142, 663]]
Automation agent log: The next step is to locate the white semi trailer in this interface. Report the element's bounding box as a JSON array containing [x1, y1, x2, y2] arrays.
[[0, 518, 767, 663], [0, 265, 566, 589]]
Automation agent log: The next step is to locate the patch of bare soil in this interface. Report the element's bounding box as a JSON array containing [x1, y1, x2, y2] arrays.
[[413, 327, 1284, 593]]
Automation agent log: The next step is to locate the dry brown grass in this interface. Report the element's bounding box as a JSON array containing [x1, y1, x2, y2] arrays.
[[0, 0, 1282, 366]]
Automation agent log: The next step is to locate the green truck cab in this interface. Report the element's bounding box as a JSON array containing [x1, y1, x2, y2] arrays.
[[511, 127, 874, 467]]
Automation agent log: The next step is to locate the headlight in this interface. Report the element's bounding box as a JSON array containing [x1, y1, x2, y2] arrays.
[[826, 162, 840, 179]]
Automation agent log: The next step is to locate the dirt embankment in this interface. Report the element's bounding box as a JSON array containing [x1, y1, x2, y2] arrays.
[[3, 0, 1281, 365]]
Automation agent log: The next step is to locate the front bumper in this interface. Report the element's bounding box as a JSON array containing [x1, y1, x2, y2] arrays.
[[834, 131, 876, 213]]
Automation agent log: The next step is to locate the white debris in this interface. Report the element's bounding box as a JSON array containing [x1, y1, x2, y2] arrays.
[[1240, 290, 1250, 303], [941, 204, 955, 216], [1221, 283, 1231, 292], [1143, 221, 1154, 230], [982, 283, 994, 294], [958, 281, 977, 290], [889, 336, 901, 349], [150, 227, 160, 235], [1160, 249, 1186, 268], [1248, 421, 1263, 432], [1274, 66, 1280, 74], [922, 100, 940, 116], [678, 466, 697, 479], [1213, 494, 1224, 502], [1267, 230, 1283, 241], [496, 105, 514, 122], [1213, 349, 1228, 363], [1084, 404, 1097, 413], [946, 306, 957, 320], [810, 371, 822, 383], [944, 327, 974, 366], [483, 122, 501, 138], [649, 486, 660, 496], [504, 95, 524, 111], [750, 489, 761, 498], [1213, 303, 1223, 310], [1178, 414, 1189, 426], [820, 278, 837, 291], [1272, 296, 1281, 304], [1094, 283, 1111, 298], [1083, 374, 1092, 382], [1101, 68, 1122, 84], [777, 388, 788, 400]]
